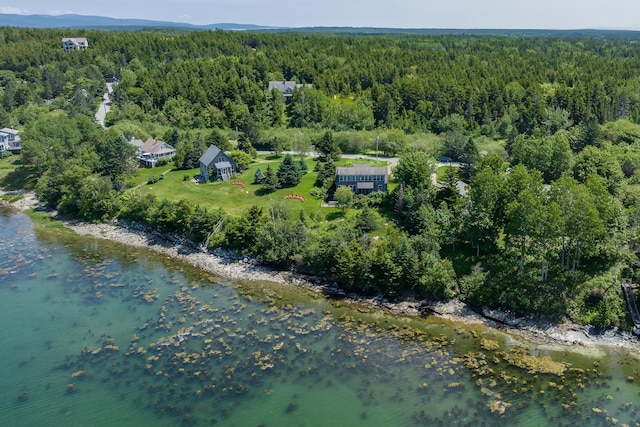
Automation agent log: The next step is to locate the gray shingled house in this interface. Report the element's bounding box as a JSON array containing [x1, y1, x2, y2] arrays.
[[268, 80, 312, 97], [335, 164, 389, 194], [199, 145, 236, 181], [129, 138, 176, 167]]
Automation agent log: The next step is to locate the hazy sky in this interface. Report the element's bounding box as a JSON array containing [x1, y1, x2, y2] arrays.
[[2, 0, 640, 29]]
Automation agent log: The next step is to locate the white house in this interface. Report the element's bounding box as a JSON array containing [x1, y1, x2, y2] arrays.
[[0, 128, 21, 154], [62, 37, 88, 53]]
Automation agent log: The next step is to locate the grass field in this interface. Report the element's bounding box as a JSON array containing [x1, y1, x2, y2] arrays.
[[126, 155, 392, 217], [475, 136, 508, 157]]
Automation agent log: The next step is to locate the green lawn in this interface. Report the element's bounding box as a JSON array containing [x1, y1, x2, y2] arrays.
[[127, 163, 174, 187], [128, 155, 338, 216]]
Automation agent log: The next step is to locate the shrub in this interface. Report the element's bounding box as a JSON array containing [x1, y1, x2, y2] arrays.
[[310, 187, 326, 198], [147, 175, 164, 184]]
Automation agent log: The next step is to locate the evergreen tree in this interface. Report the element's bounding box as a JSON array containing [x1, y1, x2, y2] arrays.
[[165, 127, 180, 146], [315, 131, 341, 162], [298, 156, 308, 172], [315, 158, 336, 189], [439, 166, 461, 209], [394, 183, 405, 219], [355, 205, 380, 232], [276, 154, 302, 187], [262, 164, 279, 193], [460, 137, 480, 181], [572, 115, 602, 153], [254, 166, 265, 184]]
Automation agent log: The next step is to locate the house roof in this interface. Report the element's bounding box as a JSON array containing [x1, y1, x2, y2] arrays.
[[199, 144, 222, 167], [140, 138, 175, 155], [357, 182, 375, 190], [129, 138, 145, 148], [268, 81, 312, 94], [0, 128, 19, 135], [269, 81, 297, 92], [336, 164, 389, 176], [214, 161, 232, 170], [62, 37, 88, 46]]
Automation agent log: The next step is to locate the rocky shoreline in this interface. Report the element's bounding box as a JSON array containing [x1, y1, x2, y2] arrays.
[[55, 218, 640, 353], [3, 191, 640, 353]]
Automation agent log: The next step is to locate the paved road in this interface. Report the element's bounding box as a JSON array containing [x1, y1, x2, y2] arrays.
[[95, 82, 113, 128], [257, 151, 400, 166]]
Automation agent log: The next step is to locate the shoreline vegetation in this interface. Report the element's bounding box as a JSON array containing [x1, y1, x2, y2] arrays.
[[4, 191, 640, 353]]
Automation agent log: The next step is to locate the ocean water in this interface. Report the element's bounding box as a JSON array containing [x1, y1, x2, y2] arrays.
[[1, 207, 639, 426]]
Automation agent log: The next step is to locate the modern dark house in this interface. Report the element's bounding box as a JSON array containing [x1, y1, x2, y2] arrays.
[[335, 164, 389, 194], [199, 144, 236, 181]]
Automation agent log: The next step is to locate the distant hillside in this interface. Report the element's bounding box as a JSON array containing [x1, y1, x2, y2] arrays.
[[1, 13, 640, 39], [0, 13, 278, 31], [274, 26, 640, 38]]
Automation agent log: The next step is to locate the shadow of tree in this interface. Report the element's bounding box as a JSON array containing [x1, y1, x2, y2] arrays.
[[325, 211, 345, 221], [0, 166, 38, 190], [253, 188, 272, 197]]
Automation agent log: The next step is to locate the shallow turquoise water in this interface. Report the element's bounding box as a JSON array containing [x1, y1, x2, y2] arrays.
[[1, 208, 640, 426]]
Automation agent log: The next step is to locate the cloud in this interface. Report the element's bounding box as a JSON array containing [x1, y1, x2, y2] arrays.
[[177, 14, 192, 20], [0, 7, 31, 14]]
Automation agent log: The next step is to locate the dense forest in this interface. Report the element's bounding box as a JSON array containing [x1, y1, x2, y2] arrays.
[[1, 27, 639, 328]]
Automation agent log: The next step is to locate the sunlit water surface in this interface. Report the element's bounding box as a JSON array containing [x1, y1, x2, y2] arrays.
[[1, 208, 639, 427]]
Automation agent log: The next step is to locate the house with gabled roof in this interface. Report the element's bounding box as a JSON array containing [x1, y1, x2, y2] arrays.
[[0, 128, 21, 154], [62, 37, 88, 52], [199, 145, 236, 181], [335, 164, 389, 195], [130, 138, 176, 167], [268, 80, 312, 97]]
